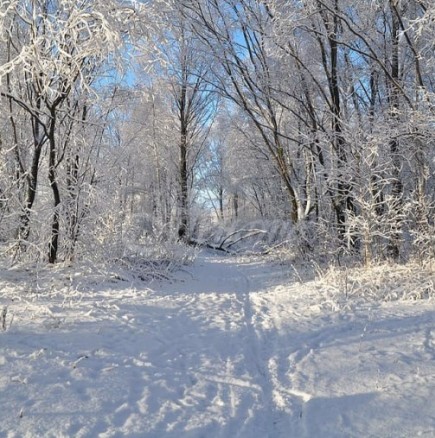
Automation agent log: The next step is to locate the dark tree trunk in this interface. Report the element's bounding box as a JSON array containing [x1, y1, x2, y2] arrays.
[[218, 186, 224, 220], [387, 0, 403, 260], [48, 108, 61, 263], [17, 99, 45, 245], [178, 128, 189, 240], [327, 0, 355, 241], [233, 192, 239, 219]]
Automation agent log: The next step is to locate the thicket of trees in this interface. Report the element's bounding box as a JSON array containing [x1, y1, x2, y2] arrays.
[[0, 0, 434, 265]]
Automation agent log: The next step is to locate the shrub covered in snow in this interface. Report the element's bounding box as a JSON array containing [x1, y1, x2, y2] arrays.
[[316, 259, 435, 308]]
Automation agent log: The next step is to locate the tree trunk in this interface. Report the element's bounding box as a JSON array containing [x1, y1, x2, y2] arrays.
[[388, 0, 403, 260], [328, 0, 355, 241], [177, 69, 189, 241], [17, 104, 45, 246], [218, 186, 224, 220], [48, 109, 61, 263], [178, 128, 189, 240]]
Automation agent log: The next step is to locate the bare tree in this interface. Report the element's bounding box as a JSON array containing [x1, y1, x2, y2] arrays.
[[145, 1, 217, 241], [0, 0, 133, 262]]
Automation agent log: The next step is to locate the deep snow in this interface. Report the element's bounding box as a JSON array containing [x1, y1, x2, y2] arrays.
[[1, 251, 434, 437]]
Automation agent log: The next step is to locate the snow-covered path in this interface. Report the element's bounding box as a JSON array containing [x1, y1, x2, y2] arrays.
[[1, 252, 435, 437]]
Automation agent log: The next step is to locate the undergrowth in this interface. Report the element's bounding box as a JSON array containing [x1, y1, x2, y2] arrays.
[[315, 259, 435, 306]]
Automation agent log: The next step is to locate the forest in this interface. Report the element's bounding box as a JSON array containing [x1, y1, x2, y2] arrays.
[[0, 0, 434, 268], [1, 2, 435, 436]]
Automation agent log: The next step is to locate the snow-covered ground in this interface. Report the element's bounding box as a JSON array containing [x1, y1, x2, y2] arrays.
[[1, 251, 434, 437]]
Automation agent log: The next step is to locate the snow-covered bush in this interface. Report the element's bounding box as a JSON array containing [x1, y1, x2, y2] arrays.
[[316, 260, 435, 307]]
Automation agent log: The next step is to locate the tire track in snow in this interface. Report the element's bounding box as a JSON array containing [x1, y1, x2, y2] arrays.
[[248, 288, 319, 437], [3, 252, 434, 437], [235, 270, 287, 437]]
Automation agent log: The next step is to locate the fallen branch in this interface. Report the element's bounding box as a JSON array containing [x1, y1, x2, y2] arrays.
[[191, 228, 267, 254]]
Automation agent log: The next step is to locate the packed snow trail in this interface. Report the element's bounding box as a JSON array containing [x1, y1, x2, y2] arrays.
[[1, 251, 435, 437]]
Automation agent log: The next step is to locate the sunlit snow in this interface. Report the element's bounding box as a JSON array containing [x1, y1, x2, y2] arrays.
[[1, 252, 434, 437]]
